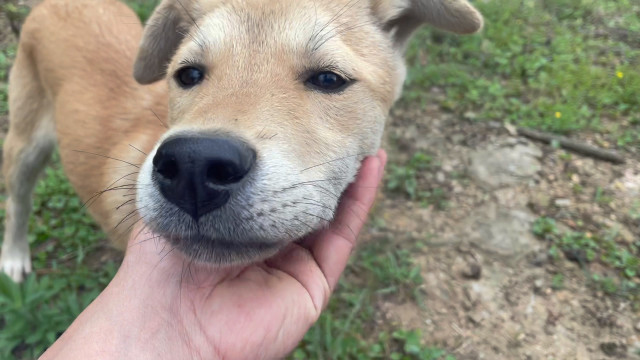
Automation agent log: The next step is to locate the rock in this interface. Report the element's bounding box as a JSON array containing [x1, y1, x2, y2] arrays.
[[463, 111, 478, 120], [554, 198, 572, 207], [494, 188, 529, 207], [529, 250, 549, 267], [453, 256, 483, 280], [462, 203, 539, 257], [469, 143, 542, 189], [530, 193, 551, 208], [635, 321, 640, 332], [600, 341, 627, 358], [533, 279, 545, 294], [575, 343, 590, 360]]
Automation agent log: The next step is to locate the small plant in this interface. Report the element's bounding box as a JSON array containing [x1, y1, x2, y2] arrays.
[[532, 216, 640, 299], [630, 201, 640, 220], [594, 187, 614, 206], [0, 154, 119, 359], [291, 239, 450, 360], [386, 153, 450, 209], [386, 153, 433, 200], [404, 0, 640, 148], [126, 0, 160, 22], [551, 274, 565, 290], [390, 330, 454, 360]]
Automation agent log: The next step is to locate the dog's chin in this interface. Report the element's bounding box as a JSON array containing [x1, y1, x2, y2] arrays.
[[164, 233, 285, 265]]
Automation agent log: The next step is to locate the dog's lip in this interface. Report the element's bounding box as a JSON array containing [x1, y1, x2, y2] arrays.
[[166, 233, 282, 253]]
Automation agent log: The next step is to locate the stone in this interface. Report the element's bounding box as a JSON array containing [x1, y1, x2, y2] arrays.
[[530, 193, 551, 208], [453, 256, 482, 280], [533, 279, 545, 294], [600, 341, 627, 358], [462, 203, 539, 257], [575, 343, 590, 360], [469, 143, 542, 190], [554, 198, 572, 207]]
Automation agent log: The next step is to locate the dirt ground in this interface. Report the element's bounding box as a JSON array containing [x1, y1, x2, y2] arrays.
[[365, 95, 640, 359], [1, 4, 639, 360]]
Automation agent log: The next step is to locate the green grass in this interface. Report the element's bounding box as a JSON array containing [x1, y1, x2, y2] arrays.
[[125, 0, 159, 22], [532, 217, 640, 299], [291, 238, 449, 359], [0, 155, 118, 359], [404, 0, 640, 148], [386, 153, 449, 210], [0, 44, 15, 115]]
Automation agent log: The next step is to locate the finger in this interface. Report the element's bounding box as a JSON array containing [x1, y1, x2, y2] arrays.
[[310, 149, 387, 292], [265, 244, 330, 316]]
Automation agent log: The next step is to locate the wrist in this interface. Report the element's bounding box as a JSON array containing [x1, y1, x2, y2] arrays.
[[41, 262, 195, 360]]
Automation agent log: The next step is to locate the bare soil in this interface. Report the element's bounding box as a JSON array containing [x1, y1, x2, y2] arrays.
[[361, 90, 640, 359]]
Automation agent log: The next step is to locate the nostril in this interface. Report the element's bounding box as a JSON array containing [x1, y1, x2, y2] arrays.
[[155, 157, 179, 181], [206, 161, 247, 186]]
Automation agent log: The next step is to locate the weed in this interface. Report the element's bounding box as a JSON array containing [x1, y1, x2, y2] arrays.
[[532, 217, 640, 299], [0, 155, 118, 359], [0, 44, 17, 116], [386, 153, 449, 209], [594, 186, 614, 206], [551, 274, 565, 290], [404, 0, 640, 148], [386, 153, 433, 200], [125, 0, 159, 23], [630, 201, 640, 220], [292, 238, 448, 359]]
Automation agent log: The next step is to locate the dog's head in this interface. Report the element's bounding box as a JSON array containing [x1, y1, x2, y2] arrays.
[[133, 0, 482, 264]]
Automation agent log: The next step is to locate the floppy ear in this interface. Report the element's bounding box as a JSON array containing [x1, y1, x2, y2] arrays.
[[133, 0, 199, 84], [373, 0, 483, 50]]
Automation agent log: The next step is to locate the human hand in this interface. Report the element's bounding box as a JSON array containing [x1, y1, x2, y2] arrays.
[[41, 149, 387, 360]]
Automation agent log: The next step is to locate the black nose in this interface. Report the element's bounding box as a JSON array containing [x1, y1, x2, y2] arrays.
[[152, 136, 256, 220]]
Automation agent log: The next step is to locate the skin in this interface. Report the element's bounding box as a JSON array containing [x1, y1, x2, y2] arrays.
[[40, 151, 386, 360]]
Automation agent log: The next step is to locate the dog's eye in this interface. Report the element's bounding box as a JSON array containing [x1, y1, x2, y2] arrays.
[[175, 66, 204, 88], [306, 71, 347, 92]]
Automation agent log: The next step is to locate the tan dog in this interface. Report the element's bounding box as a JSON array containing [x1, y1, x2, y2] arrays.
[[1, 0, 482, 282]]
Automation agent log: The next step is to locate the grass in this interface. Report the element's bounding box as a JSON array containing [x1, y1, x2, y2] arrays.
[[532, 217, 640, 300], [386, 153, 449, 210], [404, 0, 640, 149], [0, 155, 118, 359]]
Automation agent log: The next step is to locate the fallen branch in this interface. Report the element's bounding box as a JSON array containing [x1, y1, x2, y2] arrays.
[[516, 127, 626, 164]]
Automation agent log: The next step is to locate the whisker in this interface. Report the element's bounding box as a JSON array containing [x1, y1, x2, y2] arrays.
[[129, 144, 148, 156], [83, 172, 139, 209], [301, 153, 364, 173], [311, 0, 363, 51], [148, 108, 168, 129], [114, 207, 143, 230], [116, 198, 136, 210], [72, 150, 140, 168]]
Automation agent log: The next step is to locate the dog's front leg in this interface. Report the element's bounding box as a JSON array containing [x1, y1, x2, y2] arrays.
[[1, 49, 55, 282]]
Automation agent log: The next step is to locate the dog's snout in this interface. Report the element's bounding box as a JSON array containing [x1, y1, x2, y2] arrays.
[[152, 136, 256, 220]]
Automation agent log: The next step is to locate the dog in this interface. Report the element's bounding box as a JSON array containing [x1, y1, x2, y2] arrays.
[[1, 0, 482, 282]]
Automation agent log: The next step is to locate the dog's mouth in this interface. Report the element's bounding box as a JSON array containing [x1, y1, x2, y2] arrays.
[[166, 233, 283, 264], [136, 133, 359, 265]]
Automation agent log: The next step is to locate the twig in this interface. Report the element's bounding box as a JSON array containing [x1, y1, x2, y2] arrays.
[[516, 127, 626, 164]]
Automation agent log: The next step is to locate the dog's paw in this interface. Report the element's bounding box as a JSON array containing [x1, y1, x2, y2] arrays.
[[0, 251, 32, 283]]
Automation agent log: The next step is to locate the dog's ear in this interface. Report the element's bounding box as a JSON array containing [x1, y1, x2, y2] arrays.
[[133, 0, 199, 84], [372, 0, 483, 50]]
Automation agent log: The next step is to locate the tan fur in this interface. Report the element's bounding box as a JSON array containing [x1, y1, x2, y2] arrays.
[[1, 0, 482, 281]]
